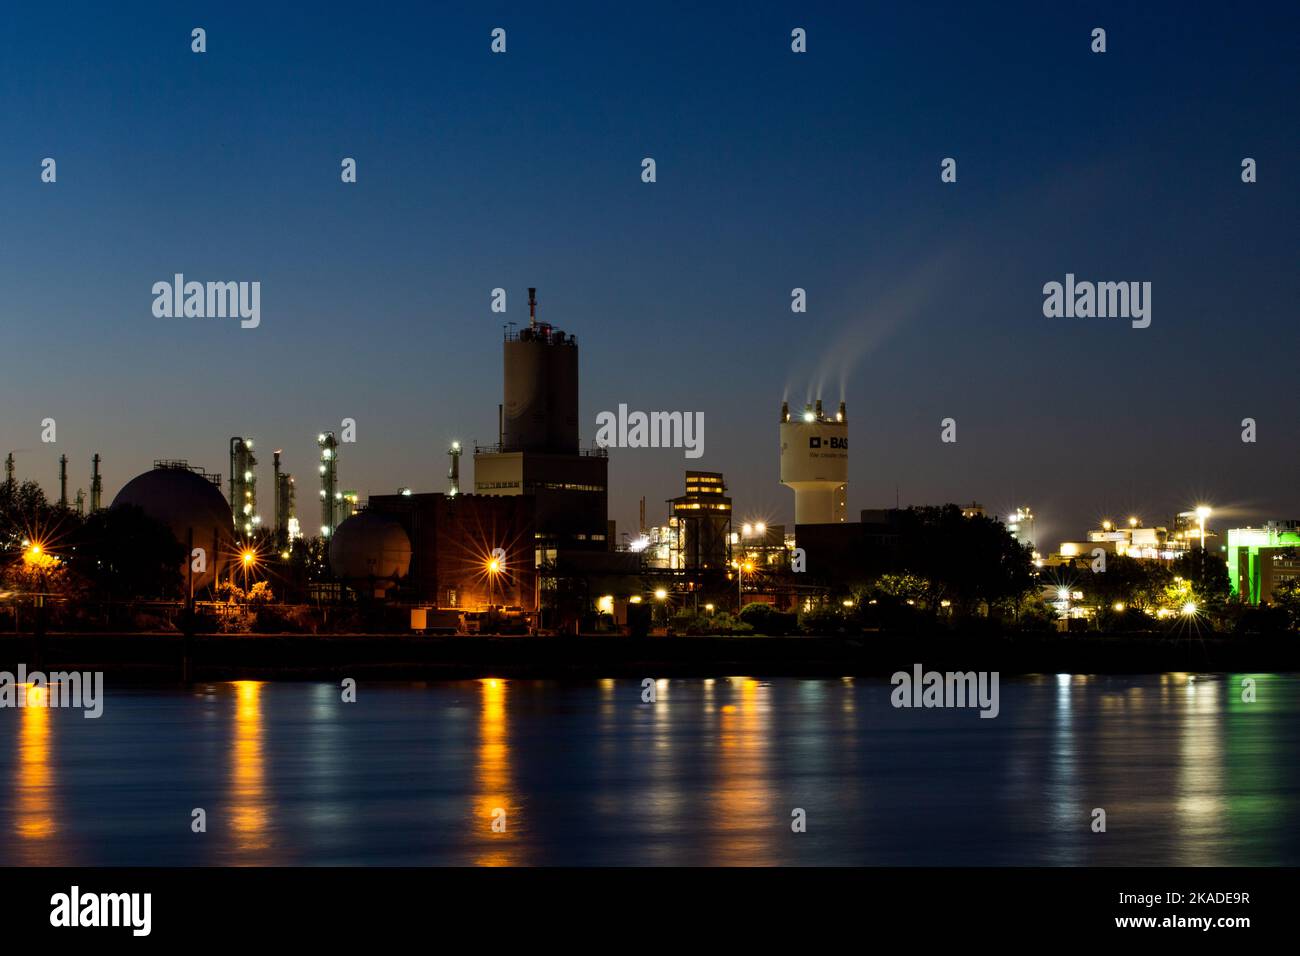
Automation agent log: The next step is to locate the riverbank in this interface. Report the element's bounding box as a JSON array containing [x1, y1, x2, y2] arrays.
[[1, 631, 1296, 681]]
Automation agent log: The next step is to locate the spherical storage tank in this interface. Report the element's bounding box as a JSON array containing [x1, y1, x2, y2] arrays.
[[328, 511, 412, 592], [111, 465, 235, 591]]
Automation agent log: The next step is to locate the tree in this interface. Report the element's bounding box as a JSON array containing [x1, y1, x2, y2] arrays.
[[1271, 578, 1300, 630], [1085, 554, 1170, 611], [68, 505, 184, 599], [1169, 550, 1231, 609], [894, 505, 1035, 614]]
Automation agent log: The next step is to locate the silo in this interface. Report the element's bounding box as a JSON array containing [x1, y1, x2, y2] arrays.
[[779, 399, 848, 525], [501, 288, 579, 454]]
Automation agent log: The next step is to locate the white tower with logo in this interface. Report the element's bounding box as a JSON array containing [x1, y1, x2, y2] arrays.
[[779, 399, 848, 525]]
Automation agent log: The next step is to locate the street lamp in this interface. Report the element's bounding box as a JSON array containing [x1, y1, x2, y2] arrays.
[[485, 554, 502, 607], [1195, 505, 1211, 551], [737, 560, 754, 609]]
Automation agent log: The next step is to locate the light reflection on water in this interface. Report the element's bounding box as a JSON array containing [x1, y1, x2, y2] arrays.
[[14, 685, 59, 863], [3, 674, 1298, 866]]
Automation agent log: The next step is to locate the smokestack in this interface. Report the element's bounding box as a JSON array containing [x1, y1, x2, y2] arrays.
[[528, 287, 537, 328], [59, 454, 68, 508], [447, 441, 462, 496], [273, 450, 282, 541], [781, 401, 789, 423], [3, 452, 13, 492], [837, 400, 846, 423], [75, 489, 85, 515], [815, 399, 824, 419], [90, 454, 102, 511], [639, 496, 646, 534]]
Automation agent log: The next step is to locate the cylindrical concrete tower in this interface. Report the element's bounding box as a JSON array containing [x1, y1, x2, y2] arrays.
[[502, 289, 579, 453], [779, 399, 848, 525]]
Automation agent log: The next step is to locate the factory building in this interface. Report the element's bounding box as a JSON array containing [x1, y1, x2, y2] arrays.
[[796, 509, 906, 586], [1224, 522, 1300, 604], [1046, 517, 1186, 567], [474, 289, 610, 563], [667, 471, 732, 571], [780, 399, 848, 526], [1006, 507, 1035, 550], [733, 521, 789, 573], [366, 492, 537, 611]]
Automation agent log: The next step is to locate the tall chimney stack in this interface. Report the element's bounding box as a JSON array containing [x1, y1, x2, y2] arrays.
[[528, 287, 537, 328], [58, 454, 68, 508], [447, 440, 462, 496], [273, 450, 282, 543], [90, 454, 102, 511]]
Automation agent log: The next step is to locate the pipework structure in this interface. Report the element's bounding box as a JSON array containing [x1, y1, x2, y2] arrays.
[[317, 431, 340, 538], [229, 437, 260, 538], [273, 449, 297, 549]]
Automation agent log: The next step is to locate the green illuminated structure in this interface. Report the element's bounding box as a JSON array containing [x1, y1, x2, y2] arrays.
[[1224, 526, 1300, 603]]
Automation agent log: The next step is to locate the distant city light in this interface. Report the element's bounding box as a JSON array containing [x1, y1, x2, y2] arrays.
[[654, 588, 667, 600]]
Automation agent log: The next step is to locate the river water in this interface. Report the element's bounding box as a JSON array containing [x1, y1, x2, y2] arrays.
[[2, 674, 1296, 866]]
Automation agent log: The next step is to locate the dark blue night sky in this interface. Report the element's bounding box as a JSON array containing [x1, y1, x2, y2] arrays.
[[2, 2, 1296, 546]]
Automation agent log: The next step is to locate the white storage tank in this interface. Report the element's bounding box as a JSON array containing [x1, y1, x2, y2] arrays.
[[779, 399, 848, 525]]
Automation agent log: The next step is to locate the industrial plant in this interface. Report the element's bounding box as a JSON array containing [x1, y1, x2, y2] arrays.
[[1, 287, 1297, 639]]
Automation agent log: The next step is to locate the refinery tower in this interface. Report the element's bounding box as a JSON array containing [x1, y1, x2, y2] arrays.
[[779, 399, 848, 525]]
